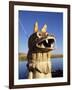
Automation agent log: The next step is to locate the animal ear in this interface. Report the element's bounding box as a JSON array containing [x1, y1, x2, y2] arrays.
[[34, 21, 38, 32], [41, 24, 47, 33]]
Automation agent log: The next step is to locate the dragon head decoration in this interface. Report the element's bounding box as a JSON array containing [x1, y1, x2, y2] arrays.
[[27, 22, 56, 79], [28, 22, 55, 52]]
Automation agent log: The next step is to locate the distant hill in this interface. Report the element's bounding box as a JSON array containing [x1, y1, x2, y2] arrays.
[[19, 53, 27, 60], [51, 54, 63, 58], [19, 53, 63, 61]]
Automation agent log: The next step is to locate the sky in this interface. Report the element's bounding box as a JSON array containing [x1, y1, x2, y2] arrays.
[[18, 10, 63, 54]]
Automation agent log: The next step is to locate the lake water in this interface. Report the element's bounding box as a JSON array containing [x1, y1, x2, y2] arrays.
[[19, 58, 63, 79]]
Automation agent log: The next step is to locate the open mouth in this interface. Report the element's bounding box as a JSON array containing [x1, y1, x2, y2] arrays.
[[36, 37, 55, 49]]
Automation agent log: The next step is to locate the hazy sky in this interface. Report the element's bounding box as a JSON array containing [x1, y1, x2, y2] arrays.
[[18, 10, 63, 54]]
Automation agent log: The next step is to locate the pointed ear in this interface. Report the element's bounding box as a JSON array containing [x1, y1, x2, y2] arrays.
[[41, 24, 47, 33], [34, 21, 38, 32]]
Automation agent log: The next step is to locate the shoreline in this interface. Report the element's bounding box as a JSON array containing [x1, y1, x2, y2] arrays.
[[19, 53, 63, 61]]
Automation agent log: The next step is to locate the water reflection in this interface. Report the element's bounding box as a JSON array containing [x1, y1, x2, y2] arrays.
[[19, 58, 63, 79]]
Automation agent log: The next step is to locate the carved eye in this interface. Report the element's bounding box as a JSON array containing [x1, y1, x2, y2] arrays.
[[39, 33, 42, 36], [37, 32, 42, 38]]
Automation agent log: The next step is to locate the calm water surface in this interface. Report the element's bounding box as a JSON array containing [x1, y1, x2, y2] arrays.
[[19, 58, 63, 79]]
